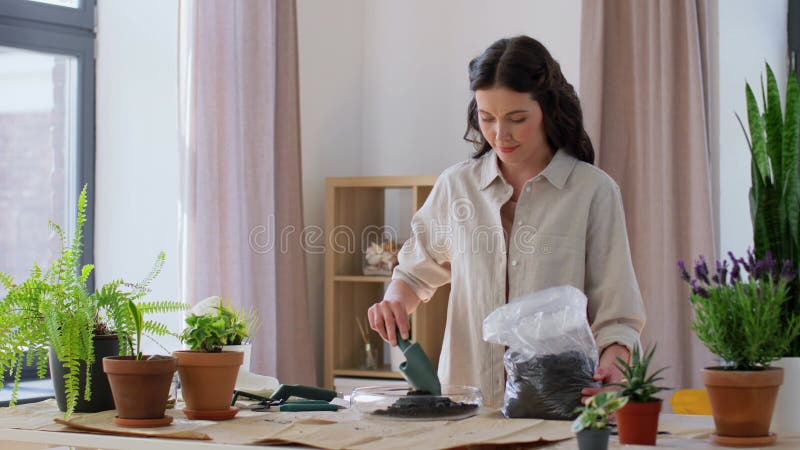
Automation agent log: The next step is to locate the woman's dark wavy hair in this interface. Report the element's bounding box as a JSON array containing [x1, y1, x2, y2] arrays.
[[463, 35, 595, 164]]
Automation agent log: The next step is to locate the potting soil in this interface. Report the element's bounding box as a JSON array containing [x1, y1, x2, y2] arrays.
[[373, 390, 479, 419], [503, 350, 597, 420]]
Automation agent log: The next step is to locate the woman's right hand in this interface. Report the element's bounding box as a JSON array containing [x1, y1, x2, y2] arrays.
[[367, 279, 421, 346]]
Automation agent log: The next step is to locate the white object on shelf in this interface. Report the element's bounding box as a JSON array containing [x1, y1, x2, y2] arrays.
[[334, 376, 408, 397]]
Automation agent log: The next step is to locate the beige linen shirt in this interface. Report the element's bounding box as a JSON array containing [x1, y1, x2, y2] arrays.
[[392, 149, 646, 407]]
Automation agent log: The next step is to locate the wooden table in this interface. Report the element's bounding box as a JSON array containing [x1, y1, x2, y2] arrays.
[[2, 405, 799, 449]]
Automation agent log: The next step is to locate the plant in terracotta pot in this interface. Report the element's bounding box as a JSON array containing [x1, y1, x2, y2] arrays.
[[611, 344, 669, 445], [0, 186, 172, 418], [679, 250, 800, 446], [189, 296, 260, 371], [737, 63, 800, 432], [571, 390, 628, 450], [102, 298, 187, 427], [174, 301, 251, 420]]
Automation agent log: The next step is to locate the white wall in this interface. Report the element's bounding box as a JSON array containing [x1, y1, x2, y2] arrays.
[[95, 0, 182, 355], [718, 0, 788, 259], [360, 0, 582, 176]]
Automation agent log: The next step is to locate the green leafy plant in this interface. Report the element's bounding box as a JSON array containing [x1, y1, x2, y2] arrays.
[[123, 299, 186, 361], [571, 391, 628, 432], [612, 344, 669, 402], [182, 301, 258, 352], [679, 250, 800, 370], [0, 186, 183, 417], [736, 63, 800, 355]]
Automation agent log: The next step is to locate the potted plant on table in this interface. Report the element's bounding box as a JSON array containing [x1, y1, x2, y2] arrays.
[[189, 296, 259, 370], [102, 299, 186, 427], [679, 250, 800, 446], [737, 62, 800, 432], [612, 344, 669, 445], [571, 391, 628, 450], [0, 186, 175, 418], [174, 301, 255, 420]]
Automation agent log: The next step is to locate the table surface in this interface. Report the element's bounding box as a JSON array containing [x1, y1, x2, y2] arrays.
[[1, 410, 798, 450]]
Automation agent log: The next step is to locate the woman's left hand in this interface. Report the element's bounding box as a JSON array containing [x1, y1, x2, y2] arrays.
[[580, 343, 630, 403]]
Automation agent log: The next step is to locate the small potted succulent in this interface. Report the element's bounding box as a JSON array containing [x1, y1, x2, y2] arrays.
[[571, 391, 628, 450], [102, 299, 186, 427], [174, 300, 255, 420], [679, 250, 800, 446], [612, 344, 669, 445]]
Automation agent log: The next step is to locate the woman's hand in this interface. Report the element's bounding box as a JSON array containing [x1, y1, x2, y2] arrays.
[[580, 343, 630, 403], [367, 279, 422, 346]]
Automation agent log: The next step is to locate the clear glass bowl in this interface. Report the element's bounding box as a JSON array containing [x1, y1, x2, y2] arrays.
[[350, 385, 482, 421]]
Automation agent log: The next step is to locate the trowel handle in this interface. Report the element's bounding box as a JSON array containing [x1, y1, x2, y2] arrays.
[[271, 384, 337, 402], [395, 326, 412, 352]]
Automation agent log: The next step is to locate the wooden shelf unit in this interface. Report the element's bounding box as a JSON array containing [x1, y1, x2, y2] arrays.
[[324, 176, 450, 389]]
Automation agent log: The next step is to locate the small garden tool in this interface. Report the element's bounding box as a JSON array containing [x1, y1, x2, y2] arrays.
[[396, 327, 442, 396], [233, 384, 339, 412]]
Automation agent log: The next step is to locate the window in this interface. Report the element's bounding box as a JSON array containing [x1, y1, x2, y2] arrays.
[[0, 0, 95, 405], [0, 0, 95, 285]]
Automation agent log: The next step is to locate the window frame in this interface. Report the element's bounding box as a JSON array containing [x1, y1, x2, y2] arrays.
[[0, 0, 96, 290]]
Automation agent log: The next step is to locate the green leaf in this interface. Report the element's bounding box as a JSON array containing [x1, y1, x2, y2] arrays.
[[747, 82, 771, 184], [783, 72, 800, 248], [765, 63, 784, 184]]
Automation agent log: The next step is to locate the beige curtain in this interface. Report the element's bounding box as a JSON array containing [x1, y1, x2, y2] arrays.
[[178, 0, 315, 384], [580, 0, 717, 391]]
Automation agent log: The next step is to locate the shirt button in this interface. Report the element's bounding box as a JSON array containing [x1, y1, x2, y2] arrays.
[[516, 220, 523, 226], [525, 186, 531, 193], [511, 260, 518, 267]]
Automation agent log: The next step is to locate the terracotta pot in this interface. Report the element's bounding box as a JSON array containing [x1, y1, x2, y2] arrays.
[[103, 356, 177, 420], [174, 350, 243, 420], [702, 367, 783, 439], [615, 400, 661, 445], [50, 334, 119, 413]]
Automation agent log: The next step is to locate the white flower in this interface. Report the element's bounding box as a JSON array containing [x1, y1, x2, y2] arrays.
[[191, 296, 223, 316]]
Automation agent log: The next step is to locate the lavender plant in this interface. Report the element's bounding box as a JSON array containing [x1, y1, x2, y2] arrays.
[[679, 250, 800, 370]]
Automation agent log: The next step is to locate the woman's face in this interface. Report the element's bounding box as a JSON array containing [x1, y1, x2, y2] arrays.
[[474, 87, 550, 165]]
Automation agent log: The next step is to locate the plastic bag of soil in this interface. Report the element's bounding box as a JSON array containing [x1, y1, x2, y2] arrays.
[[482, 285, 599, 420]]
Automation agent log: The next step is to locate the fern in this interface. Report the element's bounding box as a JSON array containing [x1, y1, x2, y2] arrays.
[[0, 186, 186, 417]]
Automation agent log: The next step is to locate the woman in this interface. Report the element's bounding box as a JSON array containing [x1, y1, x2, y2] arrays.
[[367, 35, 646, 408]]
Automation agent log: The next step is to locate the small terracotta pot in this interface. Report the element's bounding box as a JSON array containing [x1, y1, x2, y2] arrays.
[[102, 355, 176, 420], [615, 400, 662, 445], [702, 367, 783, 438], [174, 350, 243, 420]]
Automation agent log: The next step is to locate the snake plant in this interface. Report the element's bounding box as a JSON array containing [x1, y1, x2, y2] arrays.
[[738, 63, 800, 355]]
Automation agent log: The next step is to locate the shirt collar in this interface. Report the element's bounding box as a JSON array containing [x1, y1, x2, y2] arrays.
[[479, 148, 578, 190]]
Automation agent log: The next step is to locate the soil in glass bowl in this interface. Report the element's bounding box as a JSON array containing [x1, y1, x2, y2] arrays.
[[355, 386, 481, 420]]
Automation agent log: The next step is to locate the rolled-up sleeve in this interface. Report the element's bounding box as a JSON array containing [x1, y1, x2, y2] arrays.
[[392, 175, 452, 302], [584, 179, 646, 351]]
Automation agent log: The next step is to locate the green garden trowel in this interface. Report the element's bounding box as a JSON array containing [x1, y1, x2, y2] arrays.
[[395, 327, 441, 396]]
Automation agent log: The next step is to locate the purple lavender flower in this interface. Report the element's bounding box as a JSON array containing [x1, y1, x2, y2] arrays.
[[729, 254, 742, 283], [695, 256, 710, 285], [690, 280, 710, 298], [717, 260, 728, 285], [678, 260, 691, 283]]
